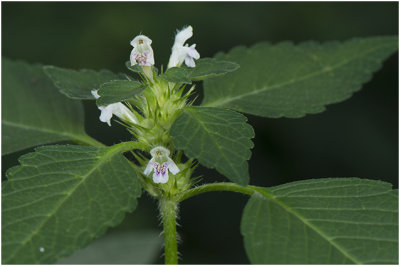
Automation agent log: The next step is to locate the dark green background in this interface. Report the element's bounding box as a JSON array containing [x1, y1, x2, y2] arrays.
[[2, 2, 398, 264]]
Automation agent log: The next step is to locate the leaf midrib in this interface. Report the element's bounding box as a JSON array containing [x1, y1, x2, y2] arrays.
[[204, 42, 394, 108], [5, 145, 122, 263], [252, 187, 361, 264]]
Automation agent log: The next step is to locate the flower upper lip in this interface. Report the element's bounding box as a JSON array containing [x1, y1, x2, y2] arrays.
[[131, 35, 152, 47], [168, 25, 200, 69]]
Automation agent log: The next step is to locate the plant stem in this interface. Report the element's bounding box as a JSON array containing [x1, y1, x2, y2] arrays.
[[175, 182, 256, 202], [160, 199, 178, 264], [159, 182, 263, 264]]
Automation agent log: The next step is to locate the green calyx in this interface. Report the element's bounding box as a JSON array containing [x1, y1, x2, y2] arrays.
[[125, 65, 197, 198], [127, 67, 193, 150]]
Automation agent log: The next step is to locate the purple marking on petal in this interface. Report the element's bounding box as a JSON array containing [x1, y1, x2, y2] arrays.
[[154, 163, 168, 177], [155, 164, 160, 175], [161, 165, 166, 176], [136, 54, 147, 65]]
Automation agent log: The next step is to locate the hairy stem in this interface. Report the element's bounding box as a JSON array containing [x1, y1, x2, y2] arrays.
[[160, 199, 178, 264], [175, 182, 256, 202], [158, 182, 259, 263]]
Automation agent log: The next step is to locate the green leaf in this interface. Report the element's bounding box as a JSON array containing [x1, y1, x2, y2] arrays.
[[241, 178, 398, 264], [43, 65, 124, 99], [170, 106, 254, 185], [56, 230, 162, 264], [2, 144, 142, 264], [160, 67, 192, 84], [202, 36, 398, 118], [184, 57, 240, 81], [125, 61, 144, 74], [97, 80, 146, 105], [126, 58, 238, 84], [125, 61, 158, 76], [2, 59, 99, 155], [160, 58, 239, 83]]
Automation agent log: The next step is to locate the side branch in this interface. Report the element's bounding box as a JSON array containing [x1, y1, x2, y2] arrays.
[[175, 182, 255, 202]]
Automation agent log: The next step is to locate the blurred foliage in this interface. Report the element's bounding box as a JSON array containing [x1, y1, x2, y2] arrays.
[[56, 230, 162, 264], [2, 2, 398, 264]]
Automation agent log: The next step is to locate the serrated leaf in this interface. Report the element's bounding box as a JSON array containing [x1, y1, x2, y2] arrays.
[[202, 36, 398, 118], [241, 178, 398, 264], [2, 144, 142, 264], [56, 230, 162, 264], [2, 59, 98, 155], [160, 67, 192, 84], [97, 80, 146, 105], [170, 106, 254, 185], [43, 65, 124, 99], [184, 57, 240, 81]]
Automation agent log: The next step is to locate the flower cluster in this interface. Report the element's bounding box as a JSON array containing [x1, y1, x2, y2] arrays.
[[92, 26, 200, 188]]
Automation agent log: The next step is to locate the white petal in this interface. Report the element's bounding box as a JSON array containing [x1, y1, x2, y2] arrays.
[[158, 170, 169, 184], [130, 35, 152, 47], [167, 51, 181, 69], [168, 32, 199, 69], [150, 146, 170, 157], [131, 47, 155, 66], [174, 26, 193, 47], [91, 90, 100, 99], [167, 26, 195, 68], [168, 47, 188, 68], [152, 171, 161, 183], [130, 50, 137, 66], [167, 160, 180, 175], [185, 56, 196, 68], [144, 160, 156, 176], [130, 35, 155, 66], [147, 51, 155, 65], [110, 103, 138, 124], [99, 105, 114, 126], [188, 44, 200, 59]]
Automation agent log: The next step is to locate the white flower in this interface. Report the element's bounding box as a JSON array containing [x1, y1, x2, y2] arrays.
[[130, 35, 155, 66], [91, 90, 138, 126], [167, 26, 200, 69], [144, 146, 180, 184]]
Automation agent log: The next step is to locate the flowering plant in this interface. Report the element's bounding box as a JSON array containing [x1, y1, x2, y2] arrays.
[[2, 25, 398, 264]]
